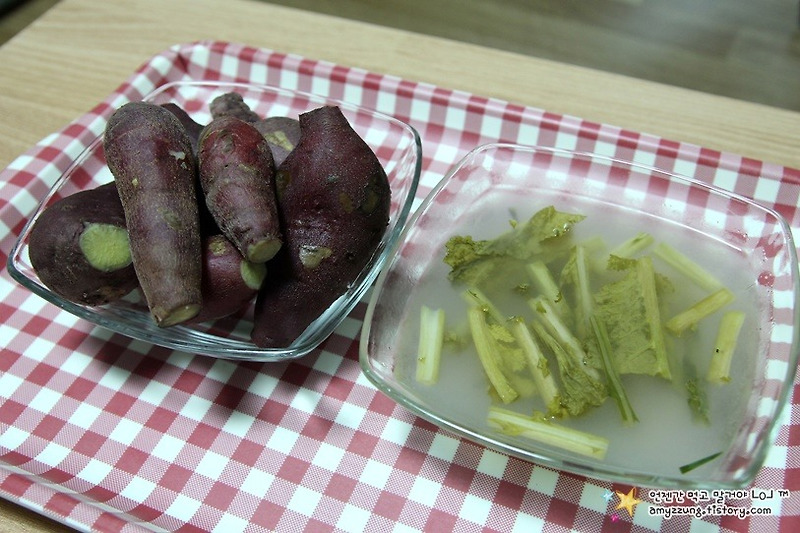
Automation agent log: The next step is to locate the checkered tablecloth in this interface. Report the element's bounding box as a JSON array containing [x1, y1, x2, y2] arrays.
[[1, 41, 799, 533]]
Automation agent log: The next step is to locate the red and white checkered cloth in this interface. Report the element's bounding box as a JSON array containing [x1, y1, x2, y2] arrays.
[[1, 41, 799, 533]]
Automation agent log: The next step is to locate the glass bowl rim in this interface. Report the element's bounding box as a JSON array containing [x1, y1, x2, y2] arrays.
[[7, 80, 423, 361], [359, 141, 800, 489]]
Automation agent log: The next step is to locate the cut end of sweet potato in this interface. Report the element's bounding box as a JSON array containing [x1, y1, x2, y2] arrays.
[[78, 222, 132, 272], [28, 183, 140, 307], [153, 303, 202, 327], [247, 237, 282, 263], [241, 260, 268, 291]]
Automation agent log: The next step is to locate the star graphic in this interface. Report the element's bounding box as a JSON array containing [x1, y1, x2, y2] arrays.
[[602, 489, 614, 503], [615, 487, 643, 517]]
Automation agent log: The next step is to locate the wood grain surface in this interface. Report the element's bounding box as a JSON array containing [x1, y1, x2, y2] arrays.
[[1, 0, 799, 172]]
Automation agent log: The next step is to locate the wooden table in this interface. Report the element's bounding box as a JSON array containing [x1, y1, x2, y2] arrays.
[[1, 0, 799, 531]]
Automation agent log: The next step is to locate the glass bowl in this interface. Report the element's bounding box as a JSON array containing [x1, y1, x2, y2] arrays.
[[8, 81, 421, 362], [360, 142, 799, 489]]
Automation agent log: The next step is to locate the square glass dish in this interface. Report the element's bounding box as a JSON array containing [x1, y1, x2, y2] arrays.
[[360, 142, 799, 488], [8, 81, 422, 362]]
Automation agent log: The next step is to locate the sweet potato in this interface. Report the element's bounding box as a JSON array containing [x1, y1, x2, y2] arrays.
[[209, 92, 301, 166], [198, 115, 283, 263], [189, 235, 267, 323], [28, 182, 139, 306], [209, 92, 261, 123], [251, 105, 391, 347], [160, 102, 221, 235], [103, 101, 203, 327], [254, 116, 301, 167], [161, 103, 204, 154]]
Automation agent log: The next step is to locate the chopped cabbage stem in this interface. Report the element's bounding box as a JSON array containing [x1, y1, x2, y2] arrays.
[[574, 244, 594, 338], [636, 256, 672, 379], [462, 287, 506, 325], [590, 315, 638, 424], [527, 261, 569, 319], [487, 406, 609, 459], [593, 255, 671, 379], [416, 305, 446, 385], [707, 310, 746, 384], [561, 244, 595, 338], [684, 359, 710, 424], [530, 296, 601, 381], [467, 306, 519, 404], [530, 320, 607, 416], [654, 241, 724, 292], [433, 205, 748, 465], [666, 288, 735, 337], [608, 232, 654, 260], [510, 318, 562, 414]]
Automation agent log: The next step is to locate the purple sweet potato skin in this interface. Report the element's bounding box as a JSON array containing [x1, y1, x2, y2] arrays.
[[103, 101, 202, 326], [160, 102, 220, 235], [189, 235, 264, 323], [254, 116, 301, 167], [28, 183, 139, 306], [161, 103, 204, 154], [251, 105, 390, 348], [209, 92, 261, 123], [208, 92, 301, 167], [198, 116, 283, 263]]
